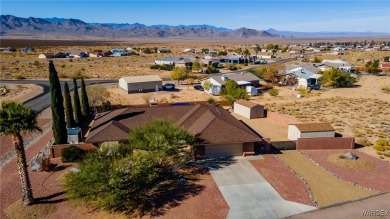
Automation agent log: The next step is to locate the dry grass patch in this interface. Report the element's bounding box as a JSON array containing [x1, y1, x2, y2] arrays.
[[276, 151, 375, 206], [4, 200, 57, 219], [328, 154, 375, 170]]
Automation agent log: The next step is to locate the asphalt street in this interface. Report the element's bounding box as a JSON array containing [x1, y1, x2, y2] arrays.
[[0, 79, 116, 112]]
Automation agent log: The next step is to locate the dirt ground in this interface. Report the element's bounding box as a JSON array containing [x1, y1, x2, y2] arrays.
[[1, 83, 43, 103], [106, 83, 221, 105]]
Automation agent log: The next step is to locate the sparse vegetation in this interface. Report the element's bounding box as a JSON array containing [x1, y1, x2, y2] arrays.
[[268, 88, 279, 97]]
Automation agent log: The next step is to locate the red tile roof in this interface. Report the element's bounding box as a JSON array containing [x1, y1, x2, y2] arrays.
[[85, 104, 261, 144]]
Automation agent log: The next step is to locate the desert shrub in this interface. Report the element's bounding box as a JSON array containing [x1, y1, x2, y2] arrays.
[[264, 83, 273, 89], [268, 88, 279, 97], [61, 146, 87, 163], [381, 86, 390, 94], [356, 138, 373, 146], [14, 74, 25, 80], [379, 156, 384, 159], [160, 64, 174, 71], [384, 153, 390, 157], [141, 94, 152, 103], [384, 146, 390, 151], [376, 151, 383, 155], [376, 139, 389, 146], [204, 65, 219, 74], [373, 145, 385, 151], [150, 64, 160, 69], [207, 98, 221, 107], [339, 155, 346, 159], [225, 63, 237, 70]]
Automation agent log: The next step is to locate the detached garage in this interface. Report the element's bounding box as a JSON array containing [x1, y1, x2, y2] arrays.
[[288, 123, 335, 140], [119, 75, 162, 93], [234, 99, 265, 119]]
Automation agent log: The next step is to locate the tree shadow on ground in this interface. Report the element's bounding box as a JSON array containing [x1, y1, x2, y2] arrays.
[[34, 192, 68, 204]]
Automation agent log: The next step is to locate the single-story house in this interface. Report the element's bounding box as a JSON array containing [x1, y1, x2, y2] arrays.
[[175, 58, 193, 68], [155, 57, 183, 65], [84, 104, 261, 158], [111, 48, 126, 54], [319, 59, 353, 72], [204, 50, 218, 55], [183, 48, 194, 53], [380, 63, 390, 72], [234, 100, 265, 119], [256, 52, 275, 59], [38, 53, 55, 59], [119, 75, 162, 93], [20, 47, 34, 53], [89, 53, 104, 58], [228, 56, 245, 64], [204, 72, 261, 95], [285, 64, 322, 88], [288, 123, 335, 141]]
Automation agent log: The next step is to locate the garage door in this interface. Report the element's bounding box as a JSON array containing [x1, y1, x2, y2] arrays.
[[205, 143, 243, 158]]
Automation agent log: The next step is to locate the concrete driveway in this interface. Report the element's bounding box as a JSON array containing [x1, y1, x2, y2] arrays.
[[210, 157, 316, 219]]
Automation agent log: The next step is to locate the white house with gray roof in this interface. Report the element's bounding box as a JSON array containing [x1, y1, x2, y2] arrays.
[[286, 64, 322, 89], [203, 72, 260, 95]]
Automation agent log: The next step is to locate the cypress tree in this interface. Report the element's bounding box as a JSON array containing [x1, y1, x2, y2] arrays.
[[49, 61, 67, 144], [72, 78, 83, 125], [64, 82, 76, 128], [80, 78, 90, 118]]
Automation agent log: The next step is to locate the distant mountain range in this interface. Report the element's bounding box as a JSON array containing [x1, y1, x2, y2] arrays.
[[265, 28, 390, 37], [0, 15, 276, 38], [1, 15, 388, 39]]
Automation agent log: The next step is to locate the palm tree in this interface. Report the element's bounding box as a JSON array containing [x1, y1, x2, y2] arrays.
[[0, 102, 41, 206], [243, 48, 251, 65]]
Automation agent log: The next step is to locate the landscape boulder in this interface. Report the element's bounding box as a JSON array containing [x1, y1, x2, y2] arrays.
[[344, 152, 358, 160]]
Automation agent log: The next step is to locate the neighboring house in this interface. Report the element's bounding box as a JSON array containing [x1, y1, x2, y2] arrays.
[[204, 50, 218, 55], [183, 48, 194, 53], [20, 47, 34, 53], [320, 59, 353, 72], [288, 123, 335, 141], [380, 63, 390, 72], [89, 53, 104, 58], [84, 104, 261, 158], [234, 100, 265, 119], [155, 57, 182, 65], [204, 72, 260, 95], [227, 56, 245, 64], [285, 64, 322, 88], [38, 53, 55, 59], [256, 52, 274, 59], [175, 58, 193, 68], [118, 75, 163, 93], [111, 48, 125, 54], [333, 46, 347, 51]]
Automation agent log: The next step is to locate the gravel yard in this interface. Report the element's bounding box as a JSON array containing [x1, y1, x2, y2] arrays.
[[250, 154, 314, 206], [276, 150, 376, 207], [302, 150, 390, 192]]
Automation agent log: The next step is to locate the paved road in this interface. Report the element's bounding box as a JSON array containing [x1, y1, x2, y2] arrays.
[[210, 157, 315, 219], [0, 79, 116, 112]]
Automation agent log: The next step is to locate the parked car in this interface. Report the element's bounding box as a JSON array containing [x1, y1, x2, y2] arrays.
[[194, 85, 204, 91], [162, 83, 175, 91]]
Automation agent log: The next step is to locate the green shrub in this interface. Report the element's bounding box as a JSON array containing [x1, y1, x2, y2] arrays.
[[61, 146, 87, 163], [160, 64, 174, 71], [207, 98, 221, 107], [339, 155, 346, 159], [376, 151, 383, 155], [373, 145, 385, 151], [376, 139, 389, 146], [15, 74, 25, 80], [268, 88, 279, 97], [150, 64, 160, 69]]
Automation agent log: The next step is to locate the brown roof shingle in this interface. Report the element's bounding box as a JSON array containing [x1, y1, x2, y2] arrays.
[[235, 99, 261, 108], [85, 104, 261, 144], [293, 123, 335, 133]]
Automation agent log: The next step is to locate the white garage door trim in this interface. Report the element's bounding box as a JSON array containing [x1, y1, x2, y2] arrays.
[[205, 143, 243, 158]]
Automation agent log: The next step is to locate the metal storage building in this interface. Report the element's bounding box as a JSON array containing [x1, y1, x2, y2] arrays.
[[288, 123, 335, 140], [119, 75, 162, 93]]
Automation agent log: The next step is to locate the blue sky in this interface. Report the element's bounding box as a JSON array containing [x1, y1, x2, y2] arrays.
[[1, 1, 390, 32]]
